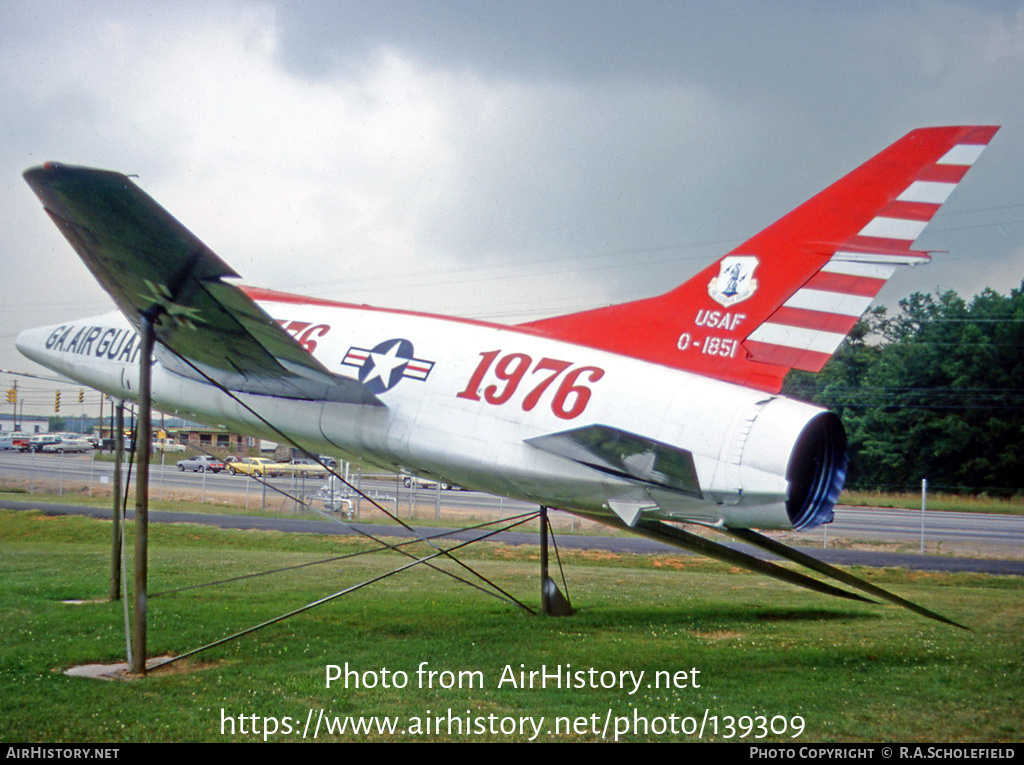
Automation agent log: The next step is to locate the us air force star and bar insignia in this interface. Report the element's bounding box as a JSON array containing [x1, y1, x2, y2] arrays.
[[708, 255, 759, 307], [341, 338, 434, 394]]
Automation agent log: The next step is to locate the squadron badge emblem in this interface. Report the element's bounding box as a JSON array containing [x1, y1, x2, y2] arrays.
[[708, 255, 759, 307]]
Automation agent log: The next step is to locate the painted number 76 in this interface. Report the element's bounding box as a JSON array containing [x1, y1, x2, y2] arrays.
[[456, 351, 604, 420]]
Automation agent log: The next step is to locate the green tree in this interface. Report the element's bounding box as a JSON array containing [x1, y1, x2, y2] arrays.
[[784, 283, 1024, 494]]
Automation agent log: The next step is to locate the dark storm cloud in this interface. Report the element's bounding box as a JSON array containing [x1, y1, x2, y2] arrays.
[[2, 0, 1023, 385]]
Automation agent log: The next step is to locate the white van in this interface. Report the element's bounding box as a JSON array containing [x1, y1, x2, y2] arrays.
[[29, 434, 62, 452]]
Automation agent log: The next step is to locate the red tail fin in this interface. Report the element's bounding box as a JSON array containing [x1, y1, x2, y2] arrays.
[[519, 126, 999, 392]]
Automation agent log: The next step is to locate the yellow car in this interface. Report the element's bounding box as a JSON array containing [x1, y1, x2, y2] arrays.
[[228, 457, 283, 478]]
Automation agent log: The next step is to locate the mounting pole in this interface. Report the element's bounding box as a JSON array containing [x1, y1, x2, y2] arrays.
[[540, 507, 550, 614], [131, 313, 155, 674], [109, 401, 124, 601], [539, 506, 573, 616]]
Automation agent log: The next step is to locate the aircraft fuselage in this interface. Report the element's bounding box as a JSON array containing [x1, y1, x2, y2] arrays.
[[17, 295, 839, 531]]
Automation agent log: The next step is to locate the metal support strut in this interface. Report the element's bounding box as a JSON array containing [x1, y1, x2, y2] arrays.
[[130, 312, 156, 674], [539, 507, 572, 616], [110, 401, 124, 601]]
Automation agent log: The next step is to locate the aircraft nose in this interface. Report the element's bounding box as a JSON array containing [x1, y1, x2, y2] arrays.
[[15, 324, 60, 367]]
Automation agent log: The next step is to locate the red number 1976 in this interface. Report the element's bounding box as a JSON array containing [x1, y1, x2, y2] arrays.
[[457, 351, 604, 420]]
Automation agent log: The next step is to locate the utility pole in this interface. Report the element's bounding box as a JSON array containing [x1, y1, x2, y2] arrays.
[[7, 381, 17, 430]]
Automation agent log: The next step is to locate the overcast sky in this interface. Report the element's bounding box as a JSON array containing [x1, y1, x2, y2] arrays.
[[3, 0, 1024, 416]]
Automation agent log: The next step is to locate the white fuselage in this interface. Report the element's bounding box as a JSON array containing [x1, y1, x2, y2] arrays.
[[17, 296, 836, 531]]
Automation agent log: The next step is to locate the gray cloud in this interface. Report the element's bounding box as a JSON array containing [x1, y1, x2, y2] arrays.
[[3, 1, 1023, 413]]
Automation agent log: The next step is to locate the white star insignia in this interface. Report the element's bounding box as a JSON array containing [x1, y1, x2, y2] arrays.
[[364, 342, 409, 388]]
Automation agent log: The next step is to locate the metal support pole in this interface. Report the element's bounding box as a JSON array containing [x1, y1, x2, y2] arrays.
[[540, 506, 550, 614], [131, 314, 155, 674], [920, 478, 927, 555], [110, 401, 124, 601], [539, 506, 572, 616]]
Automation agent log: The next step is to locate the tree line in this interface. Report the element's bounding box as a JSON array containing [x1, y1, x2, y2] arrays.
[[783, 282, 1024, 495]]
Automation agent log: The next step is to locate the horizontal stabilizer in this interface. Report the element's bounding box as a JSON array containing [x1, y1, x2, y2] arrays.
[[526, 424, 701, 497], [22, 163, 382, 406]]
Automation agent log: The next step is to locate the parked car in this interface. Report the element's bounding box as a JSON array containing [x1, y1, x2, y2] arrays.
[[42, 437, 94, 453], [277, 458, 331, 479], [0, 432, 31, 450], [10, 433, 31, 452], [152, 438, 187, 452], [228, 457, 283, 477], [401, 474, 454, 490], [176, 455, 226, 473], [29, 434, 63, 452]]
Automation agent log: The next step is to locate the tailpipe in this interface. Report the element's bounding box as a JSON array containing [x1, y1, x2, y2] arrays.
[[785, 412, 847, 530]]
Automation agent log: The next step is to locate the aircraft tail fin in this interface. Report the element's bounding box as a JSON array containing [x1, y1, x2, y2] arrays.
[[519, 126, 999, 392]]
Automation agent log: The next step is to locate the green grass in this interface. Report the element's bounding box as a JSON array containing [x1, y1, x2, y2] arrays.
[[841, 490, 1024, 516], [0, 487, 624, 536], [0, 487, 327, 521], [0, 508, 1021, 743]]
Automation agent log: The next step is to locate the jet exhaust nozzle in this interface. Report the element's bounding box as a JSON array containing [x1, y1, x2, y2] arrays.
[[786, 412, 847, 530]]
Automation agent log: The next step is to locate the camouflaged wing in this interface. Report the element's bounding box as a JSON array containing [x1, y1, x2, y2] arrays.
[[23, 163, 381, 405]]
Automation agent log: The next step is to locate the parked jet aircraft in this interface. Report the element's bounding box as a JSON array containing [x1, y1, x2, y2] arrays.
[[16, 126, 999, 625]]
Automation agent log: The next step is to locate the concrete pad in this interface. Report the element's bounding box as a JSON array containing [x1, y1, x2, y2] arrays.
[[64, 656, 178, 680]]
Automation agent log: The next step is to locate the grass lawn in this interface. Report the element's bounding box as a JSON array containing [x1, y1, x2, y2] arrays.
[[0, 507, 1021, 743], [841, 489, 1024, 516]]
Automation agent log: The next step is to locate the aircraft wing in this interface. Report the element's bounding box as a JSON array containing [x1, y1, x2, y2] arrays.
[[22, 163, 382, 405]]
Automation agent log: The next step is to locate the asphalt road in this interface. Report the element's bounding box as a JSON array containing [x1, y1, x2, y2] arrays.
[[1, 451, 1022, 576], [1, 495, 1021, 577]]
